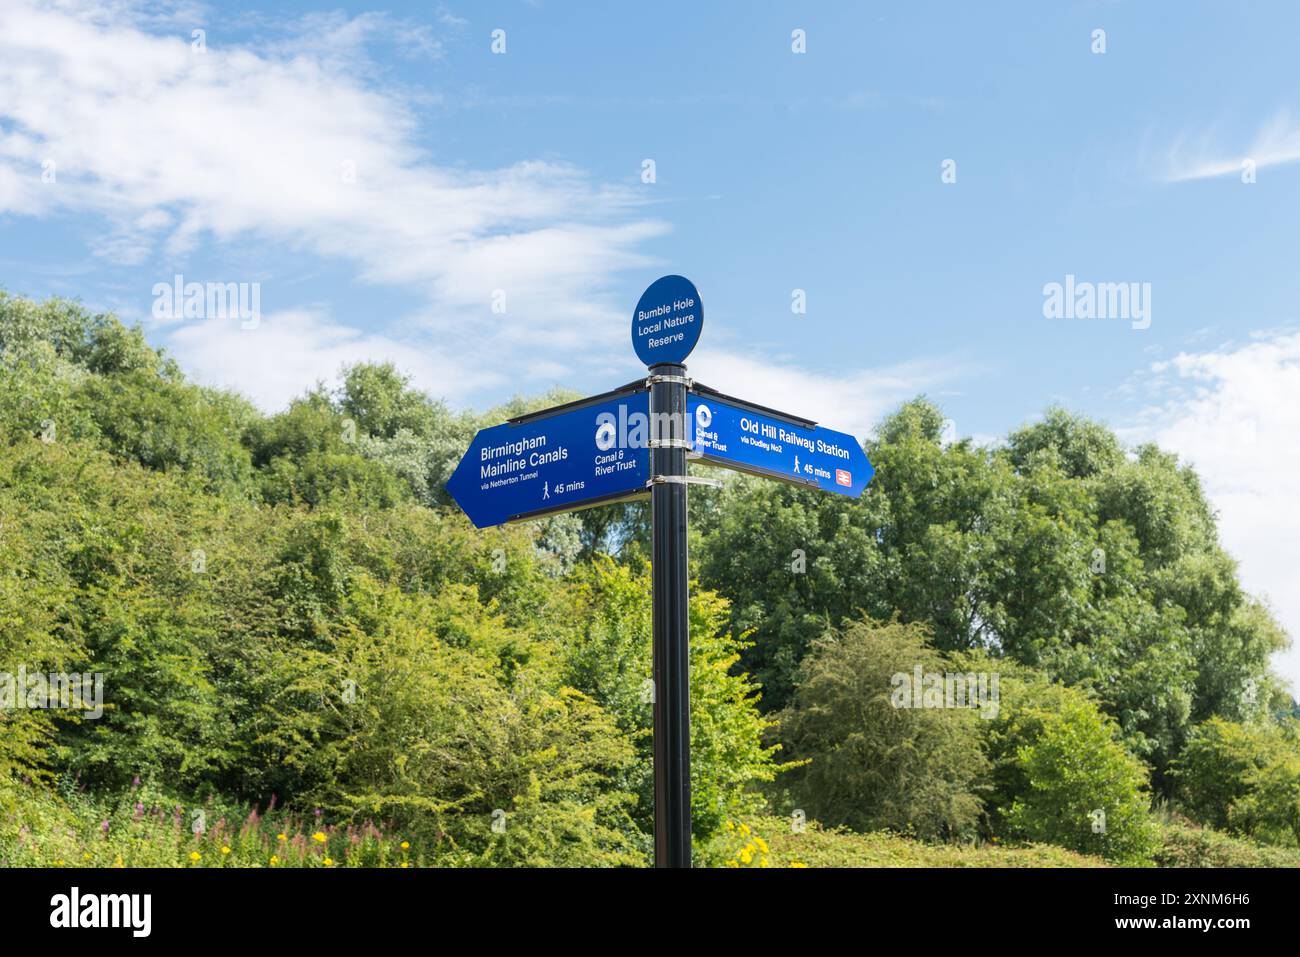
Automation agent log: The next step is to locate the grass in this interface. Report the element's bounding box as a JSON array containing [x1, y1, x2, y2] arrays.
[[8, 780, 1297, 868], [720, 817, 1107, 868], [1, 780, 421, 868]]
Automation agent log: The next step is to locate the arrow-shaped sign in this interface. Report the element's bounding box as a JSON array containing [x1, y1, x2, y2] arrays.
[[447, 389, 651, 528], [687, 391, 873, 497]]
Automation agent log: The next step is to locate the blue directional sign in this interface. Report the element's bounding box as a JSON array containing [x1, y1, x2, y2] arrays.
[[447, 391, 651, 528], [687, 393, 874, 497], [632, 275, 703, 366]]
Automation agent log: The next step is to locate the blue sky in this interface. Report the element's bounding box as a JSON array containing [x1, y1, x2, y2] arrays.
[[2, 0, 1299, 682]]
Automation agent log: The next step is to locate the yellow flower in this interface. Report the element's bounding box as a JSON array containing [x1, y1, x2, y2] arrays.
[[759, 857, 770, 868], [277, 833, 287, 842], [791, 861, 807, 868], [400, 841, 410, 850], [738, 845, 754, 865], [754, 836, 769, 854], [311, 831, 327, 844], [54, 859, 64, 866], [221, 846, 231, 855], [82, 852, 91, 861], [189, 851, 201, 862], [323, 857, 334, 867], [724, 820, 735, 831], [113, 857, 124, 868], [270, 855, 280, 866], [737, 823, 750, 837], [724, 859, 739, 868], [400, 861, 409, 869]]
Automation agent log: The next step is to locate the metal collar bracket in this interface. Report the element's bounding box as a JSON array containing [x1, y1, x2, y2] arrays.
[[647, 474, 723, 489], [649, 438, 695, 450], [645, 373, 693, 388]]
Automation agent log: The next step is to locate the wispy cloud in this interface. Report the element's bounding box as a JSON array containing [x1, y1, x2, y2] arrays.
[[1158, 109, 1300, 182], [0, 0, 666, 400]]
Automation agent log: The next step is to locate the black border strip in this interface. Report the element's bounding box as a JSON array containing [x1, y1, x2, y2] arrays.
[[689, 381, 818, 429], [506, 379, 647, 426]]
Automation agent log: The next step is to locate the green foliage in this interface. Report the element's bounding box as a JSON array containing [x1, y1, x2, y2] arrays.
[[560, 559, 784, 850], [755, 816, 1107, 868], [774, 618, 989, 840], [1153, 820, 1300, 868], [699, 394, 1289, 795], [1002, 694, 1160, 863], [1006, 405, 1125, 479], [695, 477, 887, 709], [1, 292, 1294, 868], [1174, 717, 1300, 845]]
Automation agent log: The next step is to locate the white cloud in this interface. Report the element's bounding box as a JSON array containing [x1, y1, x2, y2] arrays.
[[0, 0, 666, 397], [687, 347, 965, 442], [1159, 110, 1300, 182], [168, 308, 494, 410], [1126, 330, 1300, 688]]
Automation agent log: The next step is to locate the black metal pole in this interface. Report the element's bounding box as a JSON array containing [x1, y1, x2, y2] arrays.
[[650, 361, 691, 868]]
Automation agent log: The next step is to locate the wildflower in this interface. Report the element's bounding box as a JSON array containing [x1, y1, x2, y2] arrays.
[[791, 862, 807, 868], [311, 832, 327, 844], [100, 819, 110, 834], [270, 855, 280, 867], [724, 820, 735, 831], [82, 853, 91, 862], [754, 836, 769, 854], [221, 846, 231, 856], [323, 857, 334, 867], [759, 857, 770, 868], [131, 775, 140, 788], [189, 851, 201, 862], [113, 857, 124, 868], [400, 862, 409, 868], [737, 823, 750, 837], [738, 845, 754, 865], [277, 833, 287, 842], [400, 841, 409, 850]]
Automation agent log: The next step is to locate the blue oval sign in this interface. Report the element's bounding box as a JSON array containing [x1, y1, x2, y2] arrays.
[[632, 275, 703, 367]]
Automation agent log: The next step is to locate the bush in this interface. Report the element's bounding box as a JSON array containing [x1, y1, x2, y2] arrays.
[[1174, 717, 1300, 845], [1154, 821, 1300, 868], [774, 618, 989, 840], [1004, 696, 1159, 864]]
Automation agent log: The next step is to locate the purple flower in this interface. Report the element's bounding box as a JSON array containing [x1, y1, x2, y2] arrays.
[[100, 819, 110, 834]]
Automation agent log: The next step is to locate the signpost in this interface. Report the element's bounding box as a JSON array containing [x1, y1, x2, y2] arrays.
[[446, 386, 651, 528], [447, 275, 875, 868], [687, 390, 874, 497]]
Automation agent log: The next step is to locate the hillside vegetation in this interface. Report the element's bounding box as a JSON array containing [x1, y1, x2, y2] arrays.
[[1, 291, 1296, 868]]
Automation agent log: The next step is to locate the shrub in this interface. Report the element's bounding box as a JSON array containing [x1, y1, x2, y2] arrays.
[[774, 618, 989, 840]]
